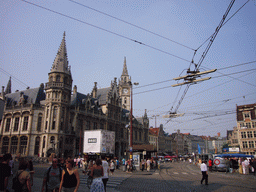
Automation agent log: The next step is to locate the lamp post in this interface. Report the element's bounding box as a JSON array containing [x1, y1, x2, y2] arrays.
[[129, 81, 139, 159]]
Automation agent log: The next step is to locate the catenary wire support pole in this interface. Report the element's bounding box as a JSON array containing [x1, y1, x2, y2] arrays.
[[129, 81, 139, 159]]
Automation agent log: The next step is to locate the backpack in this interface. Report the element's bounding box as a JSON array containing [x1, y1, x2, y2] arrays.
[[46, 166, 62, 191], [12, 171, 25, 192]]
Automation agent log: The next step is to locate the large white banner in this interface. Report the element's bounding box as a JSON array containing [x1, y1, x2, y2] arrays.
[[83, 130, 115, 154]]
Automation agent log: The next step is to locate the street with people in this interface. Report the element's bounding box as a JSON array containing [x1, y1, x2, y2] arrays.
[[1, 155, 256, 192]]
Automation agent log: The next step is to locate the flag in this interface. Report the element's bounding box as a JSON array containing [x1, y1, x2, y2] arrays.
[[198, 144, 201, 154]]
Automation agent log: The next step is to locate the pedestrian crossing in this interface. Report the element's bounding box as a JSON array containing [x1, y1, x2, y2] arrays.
[[79, 174, 129, 190]]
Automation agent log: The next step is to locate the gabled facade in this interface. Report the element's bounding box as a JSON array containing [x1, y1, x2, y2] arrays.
[[236, 103, 256, 155], [0, 33, 149, 159]]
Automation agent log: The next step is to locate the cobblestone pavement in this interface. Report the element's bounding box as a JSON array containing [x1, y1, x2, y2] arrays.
[[7, 161, 256, 192]]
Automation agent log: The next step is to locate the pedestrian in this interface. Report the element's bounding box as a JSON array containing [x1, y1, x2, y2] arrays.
[[229, 159, 234, 173], [42, 158, 62, 192], [122, 158, 125, 166], [116, 159, 119, 169], [242, 158, 249, 175], [74, 158, 77, 168], [141, 160, 145, 171], [90, 159, 104, 192], [238, 158, 243, 174], [0, 153, 12, 192], [101, 156, 109, 192], [27, 159, 35, 187], [225, 158, 230, 174], [59, 159, 80, 192], [110, 160, 115, 175], [146, 158, 151, 172], [208, 159, 212, 172], [13, 159, 32, 192], [77, 156, 81, 168], [251, 158, 256, 176], [200, 160, 208, 185]]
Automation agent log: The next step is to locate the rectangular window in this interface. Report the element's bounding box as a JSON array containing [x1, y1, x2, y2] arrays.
[[37, 116, 42, 131], [86, 121, 90, 130], [52, 121, 56, 130], [246, 122, 251, 128], [100, 123, 104, 130], [139, 132, 142, 141], [45, 121, 48, 130], [252, 122, 256, 128], [5, 118, 11, 132], [240, 123, 244, 128], [242, 141, 248, 148], [23, 116, 29, 131], [14, 117, 20, 131], [249, 141, 254, 148], [254, 131, 256, 138], [241, 132, 246, 138], [93, 122, 97, 130], [248, 131, 253, 138]]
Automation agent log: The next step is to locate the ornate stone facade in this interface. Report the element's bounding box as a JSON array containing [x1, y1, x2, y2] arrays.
[[0, 33, 149, 159]]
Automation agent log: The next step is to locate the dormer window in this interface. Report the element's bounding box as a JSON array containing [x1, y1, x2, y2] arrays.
[[243, 112, 251, 120]]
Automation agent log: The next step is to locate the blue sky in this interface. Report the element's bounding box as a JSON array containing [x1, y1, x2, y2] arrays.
[[1, 0, 256, 137]]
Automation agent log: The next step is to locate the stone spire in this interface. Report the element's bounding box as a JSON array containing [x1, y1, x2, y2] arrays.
[[122, 57, 128, 76], [5, 77, 11, 94], [51, 32, 71, 75]]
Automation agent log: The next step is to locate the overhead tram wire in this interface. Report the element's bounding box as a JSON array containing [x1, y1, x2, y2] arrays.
[[69, 0, 195, 51], [133, 65, 256, 96], [196, 0, 250, 51], [21, 0, 190, 63], [167, 0, 236, 118]]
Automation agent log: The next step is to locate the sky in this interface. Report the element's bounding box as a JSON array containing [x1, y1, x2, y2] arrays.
[[1, 0, 256, 137]]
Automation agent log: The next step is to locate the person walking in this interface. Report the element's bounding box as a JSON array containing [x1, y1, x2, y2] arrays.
[[146, 159, 151, 172], [0, 153, 12, 192], [109, 160, 115, 175], [251, 158, 256, 176], [14, 159, 32, 192], [59, 160, 80, 192], [42, 158, 62, 192], [101, 156, 109, 192], [225, 158, 230, 174], [200, 160, 208, 185], [208, 159, 212, 172], [90, 159, 104, 192]]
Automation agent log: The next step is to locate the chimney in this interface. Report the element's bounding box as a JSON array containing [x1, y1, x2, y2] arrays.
[[217, 132, 220, 137]]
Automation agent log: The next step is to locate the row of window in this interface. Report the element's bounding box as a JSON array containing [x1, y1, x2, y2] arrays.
[[2, 136, 28, 155], [242, 141, 255, 149], [240, 131, 256, 138], [239, 122, 256, 129], [5, 116, 29, 132]]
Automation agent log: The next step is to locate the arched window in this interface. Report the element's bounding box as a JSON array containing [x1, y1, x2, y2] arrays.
[[37, 114, 42, 131], [124, 97, 127, 104], [34, 136, 40, 156], [10, 136, 18, 155], [50, 76, 53, 82], [2, 137, 9, 154], [20, 136, 28, 155]]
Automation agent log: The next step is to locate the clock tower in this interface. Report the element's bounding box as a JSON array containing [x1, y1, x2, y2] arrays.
[[119, 57, 131, 110]]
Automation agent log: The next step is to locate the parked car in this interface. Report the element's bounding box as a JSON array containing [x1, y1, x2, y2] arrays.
[[212, 157, 227, 172]]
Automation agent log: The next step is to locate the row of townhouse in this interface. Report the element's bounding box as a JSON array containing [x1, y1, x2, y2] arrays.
[[149, 124, 227, 156]]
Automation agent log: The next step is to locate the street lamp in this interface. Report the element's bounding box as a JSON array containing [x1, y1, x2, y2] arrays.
[[129, 81, 139, 159]]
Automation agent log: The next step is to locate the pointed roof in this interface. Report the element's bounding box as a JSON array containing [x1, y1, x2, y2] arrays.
[[122, 57, 128, 76], [50, 32, 71, 75], [5, 77, 11, 94]]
